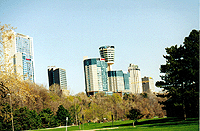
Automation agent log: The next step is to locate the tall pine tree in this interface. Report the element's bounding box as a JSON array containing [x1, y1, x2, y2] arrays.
[[156, 30, 199, 119]]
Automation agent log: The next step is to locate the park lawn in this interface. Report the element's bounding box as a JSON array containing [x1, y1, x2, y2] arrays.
[[33, 117, 199, 131]]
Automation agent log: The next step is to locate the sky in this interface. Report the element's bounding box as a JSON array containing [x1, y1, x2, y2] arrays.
[[0, 0, 198, 95]]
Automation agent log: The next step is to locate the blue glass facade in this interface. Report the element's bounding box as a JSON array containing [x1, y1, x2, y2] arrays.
[[21, 53, 34, 81], [108, 70, 124, 77], [123, 73, 130, 90], [15, 34, 34, 82], [83, 58, 108, 94], [16, 37, 32, 58], [83, 58, 131, 96], [97, 60, 108, 91]]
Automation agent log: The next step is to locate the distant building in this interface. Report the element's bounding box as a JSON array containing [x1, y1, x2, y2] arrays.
[[48, 67, 67, 90], [108, 70, 128, 92], [83, 56, 132, 96], [128, 64, 143, 93], [83, 46, 148, 96], [142, 76, 155, 93], [3, 30, 35, 82], [99, 45, 115, 71], [123, 72, 130, 91], [83, 57, 108, 96]]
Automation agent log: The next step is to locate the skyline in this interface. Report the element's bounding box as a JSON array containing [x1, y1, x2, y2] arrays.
[[0, 0, 198, 94]]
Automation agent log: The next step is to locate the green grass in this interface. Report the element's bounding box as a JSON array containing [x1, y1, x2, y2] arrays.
[[32, 117, 199, 131]]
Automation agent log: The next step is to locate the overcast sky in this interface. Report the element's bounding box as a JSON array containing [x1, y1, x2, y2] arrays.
[[0, 0, 198, 94]]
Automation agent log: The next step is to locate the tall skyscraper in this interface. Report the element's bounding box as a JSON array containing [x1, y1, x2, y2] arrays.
[[83, 57, 108, 96], [2, 30, 35, 82], [142, 76, 155, 93], [48, 67, 67, 90], [99, 46, 115, 71], [128, 64, 143, 93]]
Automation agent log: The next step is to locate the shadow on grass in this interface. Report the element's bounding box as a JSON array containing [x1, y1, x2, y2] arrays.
[[103, 117, 198, 128]]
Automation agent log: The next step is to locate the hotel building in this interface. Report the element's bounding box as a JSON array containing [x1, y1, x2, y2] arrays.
[[108, 70, 130, 93], [2, 30, 35, 82], [48, 67, 67, 90], [99, 46, 115, 71], [128, 64, 143, 94], [83, 57, 108, 96], [83, 45, 154, 96], [48, 67, 69, 96]]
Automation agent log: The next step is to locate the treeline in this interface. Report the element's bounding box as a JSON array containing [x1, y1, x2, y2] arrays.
[[0, 80, 166, 131]]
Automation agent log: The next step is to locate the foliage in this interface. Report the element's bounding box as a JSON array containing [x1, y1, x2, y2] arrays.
[[49, 84, 62, 97], [0, 103, 12, 131], [156, 30, 199, 118], [127, 108, 143, 122], [39, 108, 58, 128], [56, 105, 71, 126], [0, 23, 36, 110], [13, 107, 41, 130]]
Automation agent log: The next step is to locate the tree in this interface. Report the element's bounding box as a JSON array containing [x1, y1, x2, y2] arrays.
[[156, 30, 199, 119], [39, 108, 58, 128], [0, 103, 12, 131], [49, 84, 62, 97], [0, 23, 36, 109], [56, 105, 71, 126], [13, 107, 41, 130], [127, 107, 143, 123]]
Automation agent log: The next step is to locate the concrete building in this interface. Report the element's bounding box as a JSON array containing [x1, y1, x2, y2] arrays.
[[142, 76, 155, 93], [128, 64, 143, 94], [2, 30, 35, 82]]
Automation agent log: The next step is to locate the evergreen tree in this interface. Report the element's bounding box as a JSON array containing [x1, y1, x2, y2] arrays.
[[56, 105, 71, 126], [39, 108, 58, 128], [156, 30, 199, 119], [13, 107, 41, 130]]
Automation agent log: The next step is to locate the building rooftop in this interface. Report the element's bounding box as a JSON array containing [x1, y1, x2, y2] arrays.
[[99, 45, 115, 50]]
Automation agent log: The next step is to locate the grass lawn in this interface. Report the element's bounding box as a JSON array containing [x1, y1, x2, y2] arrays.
[[32, 117, 199, 131]]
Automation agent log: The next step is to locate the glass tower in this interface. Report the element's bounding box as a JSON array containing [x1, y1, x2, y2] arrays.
[[15, 33, 34, 82], [83, 57, 108, 96], [3, 31, 35, 82], [48, 67, 67, 90]]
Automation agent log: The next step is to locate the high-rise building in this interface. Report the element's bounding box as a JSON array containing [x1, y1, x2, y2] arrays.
[[83, 57, 108, 96], [99, 46, 115, 71], [83, 46, 148, 96], [108, 70, 126, 92], [142, 76, 155, 93], [128, 64, 143, 93], [83, 56, 132, 96], [2, 30, 35, 82], [48, 67, 67, 90]]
